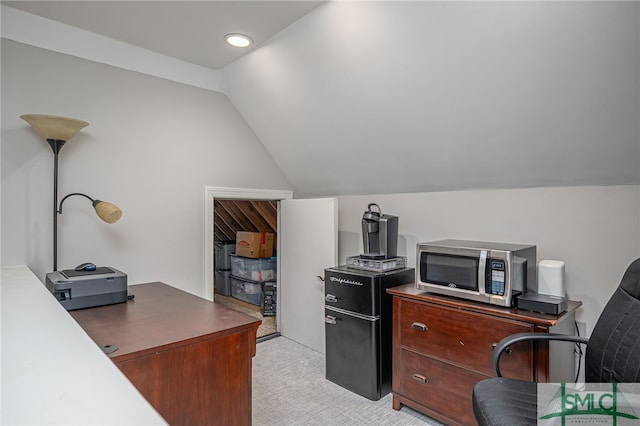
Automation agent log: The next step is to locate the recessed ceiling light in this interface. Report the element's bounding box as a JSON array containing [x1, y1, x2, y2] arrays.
[[225, 33, 253, 48]]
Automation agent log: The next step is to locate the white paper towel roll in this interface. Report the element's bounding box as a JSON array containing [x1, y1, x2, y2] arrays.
[[538, 260, 565, 297]]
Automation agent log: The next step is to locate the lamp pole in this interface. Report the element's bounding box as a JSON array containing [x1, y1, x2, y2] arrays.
[[47, 139, 66, 271]]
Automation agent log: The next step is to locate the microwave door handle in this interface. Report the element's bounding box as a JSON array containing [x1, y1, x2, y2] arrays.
[[478, 250, 487, 295]]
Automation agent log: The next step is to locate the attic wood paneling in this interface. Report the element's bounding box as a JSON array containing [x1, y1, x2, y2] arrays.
[[214, 229, 233, 242], [224, 201, 257, 232], [214, 220, 234, 242], [235, 200, 275, 233], [213, 201, 240, 241], [250, 200, 277, 231], [215, 201, 243, 231], [213, 199, 278, 244]]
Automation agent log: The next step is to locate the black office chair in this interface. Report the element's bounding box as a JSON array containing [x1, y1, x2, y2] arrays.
[[472, 257, 640, 426]]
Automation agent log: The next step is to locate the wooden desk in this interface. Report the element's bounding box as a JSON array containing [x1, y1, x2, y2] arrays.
[[71, 282, 261, 426]]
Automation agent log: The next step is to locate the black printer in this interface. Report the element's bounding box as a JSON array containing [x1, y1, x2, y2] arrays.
[[45, 267, 128, 310]]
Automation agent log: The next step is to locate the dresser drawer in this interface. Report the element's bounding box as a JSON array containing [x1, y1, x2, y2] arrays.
[[398, 348, 483, 426], [398, 298, 534, 378]]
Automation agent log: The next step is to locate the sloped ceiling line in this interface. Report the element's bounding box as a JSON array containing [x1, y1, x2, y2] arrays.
[[0, 5, 223, 92]]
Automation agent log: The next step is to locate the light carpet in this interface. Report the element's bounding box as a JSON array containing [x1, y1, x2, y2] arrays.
[[252, 336, 444, 426]]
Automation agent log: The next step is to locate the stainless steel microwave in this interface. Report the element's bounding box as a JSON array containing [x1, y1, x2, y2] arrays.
[[416, 240, 536, 307]]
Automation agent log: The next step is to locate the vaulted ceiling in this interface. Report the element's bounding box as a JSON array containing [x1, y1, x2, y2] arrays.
[[3, 1, 639, 198], [220, 1, 640, 197], [3, 1, 325, 69]]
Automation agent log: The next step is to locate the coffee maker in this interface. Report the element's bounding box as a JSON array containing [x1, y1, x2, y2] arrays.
[[361, 203, 398, 260]]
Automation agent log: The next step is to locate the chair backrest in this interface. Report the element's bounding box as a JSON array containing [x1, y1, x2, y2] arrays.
[[584, 257, 640, 382]]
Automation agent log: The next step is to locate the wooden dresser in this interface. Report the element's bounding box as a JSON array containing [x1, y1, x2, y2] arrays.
[[71, 282, 261, 426], [387, 284, 581, 426]]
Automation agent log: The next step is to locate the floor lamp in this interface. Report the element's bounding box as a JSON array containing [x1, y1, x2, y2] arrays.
[[20, 114, 122, 271]]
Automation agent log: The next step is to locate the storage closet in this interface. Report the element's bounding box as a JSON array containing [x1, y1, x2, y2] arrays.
[[213, 199, 278, 340]]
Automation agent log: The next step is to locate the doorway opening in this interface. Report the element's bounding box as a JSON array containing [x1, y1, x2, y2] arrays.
[[203, 187, 293, 341]]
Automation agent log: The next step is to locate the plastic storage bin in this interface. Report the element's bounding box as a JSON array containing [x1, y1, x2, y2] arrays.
[[230, 255, 276, 282], [214, 241, 235, 270], [230, 276, 262, 306], [215, 269, 231, 296]]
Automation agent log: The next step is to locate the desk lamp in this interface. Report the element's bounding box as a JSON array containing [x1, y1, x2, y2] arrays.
[[20, 114, 122, 271]]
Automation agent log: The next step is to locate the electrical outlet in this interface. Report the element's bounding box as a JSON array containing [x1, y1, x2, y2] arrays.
[[576, 321, 587, 338]]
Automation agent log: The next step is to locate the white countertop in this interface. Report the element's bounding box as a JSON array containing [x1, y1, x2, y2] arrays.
[[1, 266, 167, 425]]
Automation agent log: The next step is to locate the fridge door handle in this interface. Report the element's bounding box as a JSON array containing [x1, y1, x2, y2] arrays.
[[325, 315, 337, 325], [325, 294, 338, 303]]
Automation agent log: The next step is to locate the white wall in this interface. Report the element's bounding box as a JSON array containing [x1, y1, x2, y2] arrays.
[[336, 185, 640, 337], [1, 40, 293, 296]]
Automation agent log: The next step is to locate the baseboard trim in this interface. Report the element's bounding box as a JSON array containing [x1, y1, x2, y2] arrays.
[[257, 332, 281, 343]]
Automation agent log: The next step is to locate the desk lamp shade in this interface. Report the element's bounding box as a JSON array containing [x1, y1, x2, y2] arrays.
[[58, 193, 123, 225], [93, 200, 122, 224], [20, 114, 89, 142]]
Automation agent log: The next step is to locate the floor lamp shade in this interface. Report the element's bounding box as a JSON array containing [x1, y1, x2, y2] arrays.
[[20, 114, 89, 142]]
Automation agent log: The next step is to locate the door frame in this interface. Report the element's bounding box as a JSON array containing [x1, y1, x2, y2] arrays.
[[203, 186, 293, 302]]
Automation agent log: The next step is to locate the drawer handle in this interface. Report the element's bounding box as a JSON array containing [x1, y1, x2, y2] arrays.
[[412, 373, 429, 384], [411, 322, 428, 332], [490, 342, 513, 354]]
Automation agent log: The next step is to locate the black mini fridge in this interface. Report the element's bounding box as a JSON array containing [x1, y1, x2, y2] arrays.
[[324, 265, 414, 400]]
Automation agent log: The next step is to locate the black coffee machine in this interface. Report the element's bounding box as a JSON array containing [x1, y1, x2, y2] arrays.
[[361, 203, 398, 260]]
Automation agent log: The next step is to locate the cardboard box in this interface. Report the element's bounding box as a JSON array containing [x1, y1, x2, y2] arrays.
[[235, 231, 274, 259]]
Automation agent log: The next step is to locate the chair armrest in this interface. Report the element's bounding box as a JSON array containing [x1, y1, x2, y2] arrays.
[[492, 332, 589, 377]]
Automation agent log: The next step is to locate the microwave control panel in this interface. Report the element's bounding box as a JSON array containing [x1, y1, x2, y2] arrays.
[[489, 260, 506, 296]]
